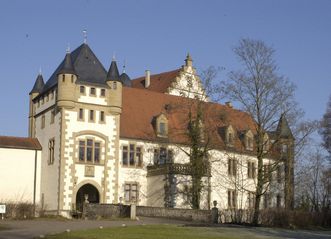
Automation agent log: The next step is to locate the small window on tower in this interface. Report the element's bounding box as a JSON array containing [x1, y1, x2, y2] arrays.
[[62, 74, 65, 82], [80, 86, 85, 94], [113, 82, 117, 90], [90, 87, 96, 96]]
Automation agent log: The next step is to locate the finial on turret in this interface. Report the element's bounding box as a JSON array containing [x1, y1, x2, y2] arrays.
[[83, 29, 87, 44], [112, 52, 116, 61], [66, 43, 71, 53], [185, 53, 193, 67], [122, 60, 126, 73], [39, 66, 42, 75]]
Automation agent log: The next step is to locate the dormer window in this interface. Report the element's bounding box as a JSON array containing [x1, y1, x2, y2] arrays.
[[244, 130, 254, 151], [155, 113, 168, 138], [90, 87, 96, 96], [225, 125, 235, 146]]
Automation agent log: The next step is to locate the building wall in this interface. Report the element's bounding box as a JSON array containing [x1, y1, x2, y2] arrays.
[[0, 148, 41, 203]]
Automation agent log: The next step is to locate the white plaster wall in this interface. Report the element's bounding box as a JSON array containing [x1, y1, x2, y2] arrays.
[[35, 105, 60, 211], [0, 148, 41, 203], [78, 86, 107, 105], [62, 109, 117, 210]]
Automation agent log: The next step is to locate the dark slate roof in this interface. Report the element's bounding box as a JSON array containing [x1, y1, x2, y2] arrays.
[[58, 52, 76, 75], [0, 136, 42, 150], [41, 43, 108, 93], [276, 114, 294, 139], [120, 72, 132, 87], [30, 74, 45, 94], [106, 60, 120, 82]]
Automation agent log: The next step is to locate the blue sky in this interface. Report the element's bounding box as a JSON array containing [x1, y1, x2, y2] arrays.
[[0, 0, 330, 137]]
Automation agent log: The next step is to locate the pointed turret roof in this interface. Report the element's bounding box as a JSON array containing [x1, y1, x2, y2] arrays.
[[41, 43, 107, 93], [120, 72, 132, 87], [58, 51, 76, 75], [30, 73, 45, 95], [276, 114, 294, 139], [106, 60, 120, 82]]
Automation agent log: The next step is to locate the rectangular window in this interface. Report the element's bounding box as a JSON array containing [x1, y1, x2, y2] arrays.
[[228, 189, 237, 209], [129, 144, 135, 166], [264, 193, 270, 209], [90, 87, 96, 95], [79, 141, 85, 161], [264, 164, 272, 182], [79, 108, 84, 120], [94, 142, 100, 163], [247, 191, 255, 209], [113, 82, 117, 90], [50, 110, 55, 124], [122, 146, 128, 165], [247, 161, 256, 178], [228, 158, 237, 176], [89, 110, 94, 121], [122, 144, 143, 167], [159, 122, 166, 136], [86, 139, 93, 162], [100, 111, 105, 122], [41, 115, 45, 129], [48, 139, 55, 165], [124, 183, 138, 203], [100, 89, 106, 97], [153, 148, 173, 165], [80, 86, 85, 94]]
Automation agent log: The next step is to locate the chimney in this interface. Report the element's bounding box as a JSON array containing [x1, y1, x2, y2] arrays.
[[225, 101, 233, 108], [145, 70, 150, 88]]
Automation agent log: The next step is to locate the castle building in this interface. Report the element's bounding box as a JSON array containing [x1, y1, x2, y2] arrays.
[[26, 42, 294, 217]]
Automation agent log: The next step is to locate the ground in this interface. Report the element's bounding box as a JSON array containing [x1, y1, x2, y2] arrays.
[[0, 217, 330, 239]]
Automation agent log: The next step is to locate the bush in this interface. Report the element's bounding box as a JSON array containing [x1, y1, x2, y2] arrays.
[[1, 202, 35, 219]]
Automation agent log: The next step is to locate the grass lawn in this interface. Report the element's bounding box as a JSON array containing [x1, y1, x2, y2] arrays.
[[42, 224, 279, 239]]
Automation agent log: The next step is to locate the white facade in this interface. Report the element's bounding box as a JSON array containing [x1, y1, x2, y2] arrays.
[[0, 148, 41, 203]]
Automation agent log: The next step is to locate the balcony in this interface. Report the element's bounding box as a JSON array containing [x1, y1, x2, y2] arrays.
[[147, 163, 210, 177]]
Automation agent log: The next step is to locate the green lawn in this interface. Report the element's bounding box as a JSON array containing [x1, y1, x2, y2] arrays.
[[42, 224, 279, 239]]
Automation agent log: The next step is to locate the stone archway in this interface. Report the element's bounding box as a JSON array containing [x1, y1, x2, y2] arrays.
[[76, 183, 100, 212]]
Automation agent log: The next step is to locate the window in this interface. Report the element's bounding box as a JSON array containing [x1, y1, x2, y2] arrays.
[[80, 86, 85, 94], [228, 158, 237, 176], [100, 89, 106, 97], [247, 191, 255, 209], [264, 193, 270, 209], [48, 139, 55, 165], [89, 110, 94, 121], [51, 90, 54, 99], [50, 110, 55, 124], [90, 87, 96, 95], [159, 122, 166, 136], [100, 111, 105, 123], [247, 161, 256, 178], [245, 134, 253, 150], [228, 133, 233, 144], [71, 75, 74, 83], [78, 139, 101, 164], [153, 147, 173, 165], [122, 144, 143, 167], [156, 114, 168, 137], [264, 164, 272, 182], [62, 74, 65, 82], [46, 94, 49, 102], [228, 189, 237, 209], [79, 108, 84, 120], [124, 183, 138, 203], [277, 194, 282, 208], [41, 115, 45, 129], [113, 82, 117, 90], [277, 165, 282, 183]]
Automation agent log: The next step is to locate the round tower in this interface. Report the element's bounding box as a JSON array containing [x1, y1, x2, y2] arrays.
[[106, 58, 122, 114], [29, 72, 44, 137], [57, 50, 77, 109]]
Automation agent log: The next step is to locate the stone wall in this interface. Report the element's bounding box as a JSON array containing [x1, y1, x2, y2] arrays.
[[84, 203, 130, 219], [84, 203, 213, 222], [136, 206, 212, 222]]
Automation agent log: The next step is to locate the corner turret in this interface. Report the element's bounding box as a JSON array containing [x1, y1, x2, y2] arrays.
[[106, 58, 122, 114], [28, 73, 45, 137], [57, 50, 77, 109]]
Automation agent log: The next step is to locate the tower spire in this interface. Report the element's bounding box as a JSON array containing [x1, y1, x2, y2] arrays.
[[83, 29, 87, 44]]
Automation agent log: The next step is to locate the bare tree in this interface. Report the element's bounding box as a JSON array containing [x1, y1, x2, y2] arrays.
[[219, 38, 298, 225], [320, 95, 331, 161]]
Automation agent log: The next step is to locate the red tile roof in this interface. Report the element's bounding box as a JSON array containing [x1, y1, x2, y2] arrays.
[[0, 136, 42, 150], [131, 69, 181, 93], [121, 87, 257, 152]]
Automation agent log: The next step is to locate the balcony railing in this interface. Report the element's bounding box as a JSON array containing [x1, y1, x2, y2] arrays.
[[147, 163, 210, 177]]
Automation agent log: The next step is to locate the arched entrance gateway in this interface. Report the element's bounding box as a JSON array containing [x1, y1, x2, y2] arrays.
[[76, 183, 100, 212]]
